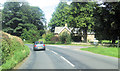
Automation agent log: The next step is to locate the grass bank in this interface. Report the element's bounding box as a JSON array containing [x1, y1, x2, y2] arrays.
[[80, 47, 118, 58], [45, 43, 94, 47], [1, 45, 30, 70], [0, 32, 30, 70]]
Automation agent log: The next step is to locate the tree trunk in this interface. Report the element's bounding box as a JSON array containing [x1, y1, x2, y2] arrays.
[[112, 40, 115, 44], [83, 28, 87, 43]]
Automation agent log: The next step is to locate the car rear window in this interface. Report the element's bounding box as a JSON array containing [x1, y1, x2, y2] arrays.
[[35, 41, 43, 44], [40, 42, 43, 44]]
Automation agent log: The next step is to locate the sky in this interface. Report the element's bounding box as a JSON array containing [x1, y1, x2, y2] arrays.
[[0, 0, 60, 24], [28, 0, 60, 24]]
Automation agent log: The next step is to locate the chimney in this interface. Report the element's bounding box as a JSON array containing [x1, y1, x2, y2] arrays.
[[65, 23, 67, 27]]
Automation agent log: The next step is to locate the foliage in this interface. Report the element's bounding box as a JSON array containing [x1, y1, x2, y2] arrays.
[[1, 45, 30, 69], [50, 36, 59, 42], [94, 2, 120, 43], [42, 34, 46, 39], [38, 38, 46, 43], [81, 47, 118, 58], [0, 32, 30, 69], [49, 2, 95, 42], [49, 2, 120, 43], [60, 32, 71, 44], [55, 41, 62, 44], [49, 2, 70, 32], [2, 2, 45, 37], [45, 33, 54, 41], [44, 41, 55, 44], [21, 28, 41, 43]]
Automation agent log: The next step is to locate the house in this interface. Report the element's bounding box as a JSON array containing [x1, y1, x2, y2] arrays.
[[54, 24, 95, 42], [54, 24, 71, 36]]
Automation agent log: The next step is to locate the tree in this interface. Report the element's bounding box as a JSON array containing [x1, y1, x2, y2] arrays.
[[94, 2, 120, 43], [45, 33, 54, 41], [2, 2, 23, 36], [68, 2, 95, 42], [2, 2, 46, 37], [0, 8, 2, 30], [49, 2, 70, 32], [21, 27, 40, 43]]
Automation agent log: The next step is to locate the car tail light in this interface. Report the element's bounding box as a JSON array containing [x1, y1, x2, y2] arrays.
[[43, 44, 45, 46], [34, 45, 37, 47]]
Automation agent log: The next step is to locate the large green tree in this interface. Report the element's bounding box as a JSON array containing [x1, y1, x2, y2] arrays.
[[69, 2, 95, 42], [49, 2, 70, 32], [94, 2, 120, 43], [2, 2, 45, 36], [49, 2, 95, 42]]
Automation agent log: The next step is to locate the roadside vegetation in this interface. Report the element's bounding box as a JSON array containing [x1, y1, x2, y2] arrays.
[[2, 2, 46, 43], [80, 47, 118, 58], [49, 2, 120, 44], [0, 32, 30, 70], [1, 2, 45, 69], [40, 31, 71, 44], [44, 2, 120, 58]]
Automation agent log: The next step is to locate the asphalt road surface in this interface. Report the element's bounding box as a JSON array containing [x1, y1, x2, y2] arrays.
[[18, 44, 118, 69]]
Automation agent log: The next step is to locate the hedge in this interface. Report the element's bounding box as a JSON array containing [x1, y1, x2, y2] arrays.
[[0, 31, 30, 70]]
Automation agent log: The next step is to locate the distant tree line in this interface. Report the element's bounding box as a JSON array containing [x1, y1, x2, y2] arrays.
[[49, 2, 120, 43], [2, 2, 46, 42]]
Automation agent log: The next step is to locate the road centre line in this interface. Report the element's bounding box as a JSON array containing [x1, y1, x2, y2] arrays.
[[49, 49, 75, 67], [60, 56, 75, 67], [51, 51, 58, 55]]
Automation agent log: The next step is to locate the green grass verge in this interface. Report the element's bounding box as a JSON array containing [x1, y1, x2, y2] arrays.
[[45, 43, 99, 47], [80, 47, 118, 58], [1, 45, 30, 70], [101, 40, 119, 44]]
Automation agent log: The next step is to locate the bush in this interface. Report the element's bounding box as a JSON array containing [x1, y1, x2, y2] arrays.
[[45, 33, 54, 41], [55, 41, 62, 44], [42, 34, 46, 39], [21, 29, 41, 43], [50, 36, 59, 42], [60, 32, 71, 44], [1, 32, 24, 64], [45, 41, 55, 44], [1, 32, 30, 69]]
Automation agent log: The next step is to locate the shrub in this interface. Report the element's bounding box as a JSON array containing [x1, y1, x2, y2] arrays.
[[1, 31, 30, 69], [42, 34, 46, 39], [50, 36, 59, 42], [55, 41, 62, 44], [21, 29, 41, 43], [45, 41, 55, 44], [45, 33, 54, 41], [60, 32, 71, 44]]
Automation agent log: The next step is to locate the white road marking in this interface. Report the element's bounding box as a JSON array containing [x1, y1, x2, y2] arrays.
[[60, 56, 75, 67], [50, 50, 75, 67], [51, 51, 58, 55], [39, 51, 44, 52]]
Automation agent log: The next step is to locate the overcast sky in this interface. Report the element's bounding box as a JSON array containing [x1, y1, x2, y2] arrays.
[[28, 0, 60, 24], [0, 0, 60, 24]]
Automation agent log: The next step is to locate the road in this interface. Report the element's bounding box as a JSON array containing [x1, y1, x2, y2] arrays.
[[18, 44, 118, 69]]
